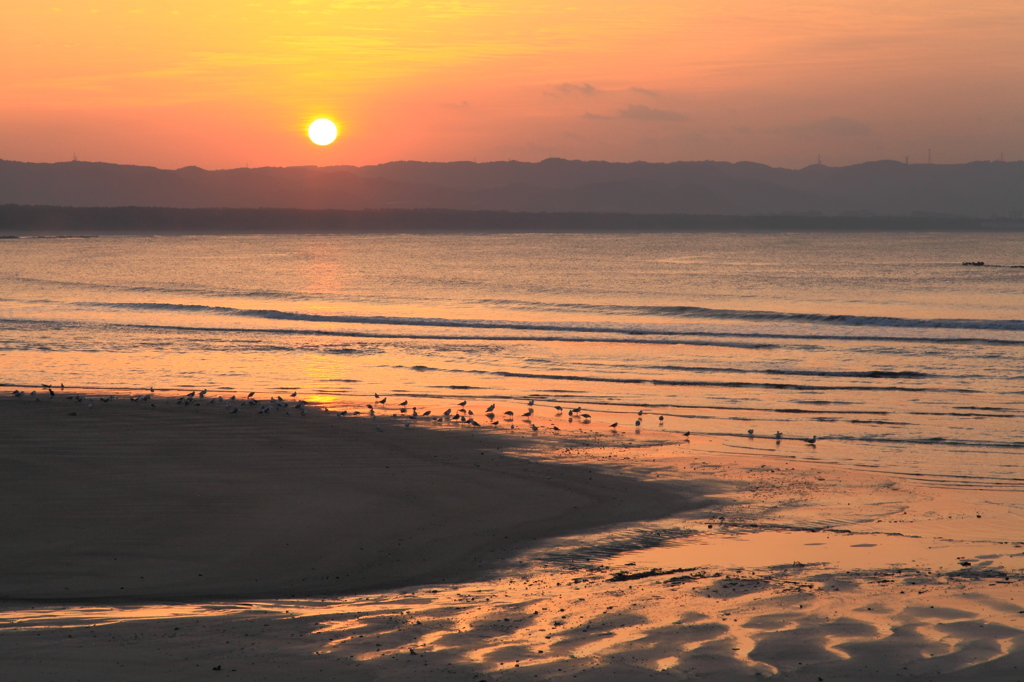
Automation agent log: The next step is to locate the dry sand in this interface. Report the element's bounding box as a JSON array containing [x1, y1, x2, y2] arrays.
[[1, 393, 1022, 681]]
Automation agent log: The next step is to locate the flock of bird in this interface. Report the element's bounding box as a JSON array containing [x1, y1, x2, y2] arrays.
[[10, 385, 819, 444]]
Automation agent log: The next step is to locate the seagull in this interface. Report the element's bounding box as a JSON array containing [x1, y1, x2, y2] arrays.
[[503, 410, 514, 417], [291, 391, 297, 397], [635, 419, 641, 428], [485, 404, 495, 413], [527, 399, 534, 406], [804, 435, 817, 444], [247, 391, 255, 398], [775, 431, 783, 440], [658, 415, 664, 421], [610, 422, 618, 429], [683, 431, 690, 437], [458, 400, 467, 407], [399, 400, 408, 407], [747, 429, 754, 437]]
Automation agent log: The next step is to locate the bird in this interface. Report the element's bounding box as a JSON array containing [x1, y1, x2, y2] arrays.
[[610, 422, 618, 429], [635, 419, 641, 428], [531, 424, 539, 431], [379, 397, 387, 405], [485, 404, 495, 413], [247, 391, 255, 398], [527, 399, 534, 406], [804, 435, 817, 444], [458, 400, 467, 407], [638, 410, 644, 416], [422, 410, 431, 416], [747, 429, 754, 437], [291, 391, 297, 397], [503, 410, 514, 417], [399, 400, 408, 407], [658, 415, 664, 422], [683, 431, 690, 437], [443, 408, 452, 416], [775, 431, 783, 440]]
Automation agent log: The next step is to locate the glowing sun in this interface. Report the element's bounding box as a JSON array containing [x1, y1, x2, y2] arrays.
[[308, 118, 338, 145]]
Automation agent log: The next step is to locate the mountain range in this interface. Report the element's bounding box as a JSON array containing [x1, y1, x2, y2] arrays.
[[2, 157, 1022, 217]]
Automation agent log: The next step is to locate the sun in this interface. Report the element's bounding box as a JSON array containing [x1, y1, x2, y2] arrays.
[[308, 118, 338, 146]]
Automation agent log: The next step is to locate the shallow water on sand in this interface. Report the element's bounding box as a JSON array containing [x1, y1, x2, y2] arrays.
[[2, 230, 1023, 487]]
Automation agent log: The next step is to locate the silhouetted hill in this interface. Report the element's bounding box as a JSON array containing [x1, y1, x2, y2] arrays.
[[1, 158, 1022, 217]]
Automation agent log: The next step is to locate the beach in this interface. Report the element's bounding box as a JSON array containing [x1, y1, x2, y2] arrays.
[[1, 391, 1021, 681]]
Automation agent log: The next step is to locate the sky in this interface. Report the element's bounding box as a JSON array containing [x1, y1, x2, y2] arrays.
[[2, 1, 1023, 170]]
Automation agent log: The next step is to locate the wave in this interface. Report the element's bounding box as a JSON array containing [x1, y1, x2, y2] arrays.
[[402, 365, 975, 393], [0, 318, 776, 350], [648, 365, 934, 379], [70, 301, 1024, 346], [477, 297, 1024, 332], [646, 305, 1024, 332]]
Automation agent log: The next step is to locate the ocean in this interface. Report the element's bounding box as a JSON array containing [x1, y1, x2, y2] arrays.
[[2, 230, 1022, 488]]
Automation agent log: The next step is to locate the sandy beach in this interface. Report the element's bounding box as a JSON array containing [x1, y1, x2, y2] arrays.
[[1, 391, 1021, 681]]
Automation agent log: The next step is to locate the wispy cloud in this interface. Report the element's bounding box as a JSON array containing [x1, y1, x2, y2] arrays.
[[618, 104, 688, 121], [552, 82, 597, 96], [630, 87, 659, 97], [582, 104, 689, 122]]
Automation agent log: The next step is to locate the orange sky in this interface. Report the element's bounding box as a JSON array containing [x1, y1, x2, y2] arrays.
[[2, 1, 1022, 169]]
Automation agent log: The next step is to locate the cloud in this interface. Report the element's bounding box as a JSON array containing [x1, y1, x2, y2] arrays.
[[630, 87, 659, 97], [552, 82, 597, 96], [797, 116, 870, 136], [618, 104, 689, 122], [581, 104, 689, 122]]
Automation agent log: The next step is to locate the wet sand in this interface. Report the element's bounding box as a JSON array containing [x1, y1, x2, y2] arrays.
[[1, 393, 1022, 680], [0, 395, 707, 600]]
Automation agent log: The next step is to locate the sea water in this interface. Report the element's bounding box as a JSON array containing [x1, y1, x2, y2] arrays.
[[2, 230, 1022, 488]]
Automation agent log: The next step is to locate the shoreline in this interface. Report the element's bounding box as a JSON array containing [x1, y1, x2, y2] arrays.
[[0, 394, 714, 602], [1, 392, 1022, 680]]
